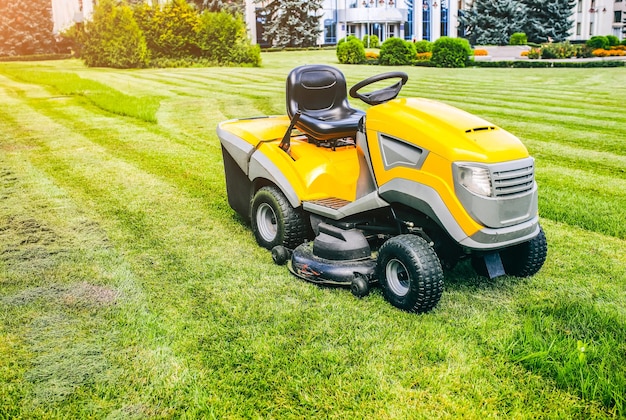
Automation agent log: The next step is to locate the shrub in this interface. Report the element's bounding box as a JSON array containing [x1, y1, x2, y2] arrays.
[[135, 0, 199, 60], [82, 0, 148, 68], [365, 50, 379, 59], [622, 39, 626, 46], [336, 37, 365, 64], [415, 52, 432, 61], [586, 36, 609, 50], [606, 35, 620, 47], [526, 48, 541, 59], [362, 35, 379, 48], [541, 42, 576, 59], [196, 11, 259, 65], [576, 45, 594, 58], [509, 32, 527, 45], [337, 35, 358, 46], [430, 36, 472, 68], [413, 40, 432, 53], [379, 37, 416, 66]]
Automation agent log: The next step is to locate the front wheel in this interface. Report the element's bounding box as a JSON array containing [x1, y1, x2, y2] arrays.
[[251, 186, 308, 250], [501, 226, 548, 277], [377, 235, 444, 313]]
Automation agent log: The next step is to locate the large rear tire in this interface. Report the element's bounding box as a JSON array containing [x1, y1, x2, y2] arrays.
[[501, 226, 547, 277], [377, 235, 444, 313], [251, 186, 308, 250]]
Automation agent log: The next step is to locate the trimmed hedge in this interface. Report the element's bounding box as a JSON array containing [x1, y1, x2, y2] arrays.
[[431, 37, 472, 68], [472, 60, 626, 68], [379, 37, 415, 66], [336, 37, 365, 64]]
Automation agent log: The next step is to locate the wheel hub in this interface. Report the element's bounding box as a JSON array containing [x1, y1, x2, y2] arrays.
[[386, 258, 410, 297], [256, 202, 277, 242]]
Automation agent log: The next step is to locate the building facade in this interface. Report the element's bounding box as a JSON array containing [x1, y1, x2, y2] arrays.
[[570, 0, 625, 41], [320, 0, 463, 44]]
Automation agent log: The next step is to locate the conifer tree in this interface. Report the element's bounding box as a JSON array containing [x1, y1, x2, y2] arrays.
[[0, 0, 58, 56], [458, 0, 527, 46], [256, 0, 323, 48], [523, 0, 575, 43]]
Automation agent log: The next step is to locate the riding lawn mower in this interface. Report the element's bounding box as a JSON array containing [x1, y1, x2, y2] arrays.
[[217, 65, 547, 313]]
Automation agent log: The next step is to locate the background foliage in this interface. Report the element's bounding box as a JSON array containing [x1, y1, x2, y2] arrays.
[[460, 0, 575, 45], [336, 36, 366, 64], [256, 0, 324, 48], [0, 0, 59, 56], [82, 0, 149, 68], [379, 37, 416, 66], [431, 36, 472, 68], [81, 0, 260, 67]]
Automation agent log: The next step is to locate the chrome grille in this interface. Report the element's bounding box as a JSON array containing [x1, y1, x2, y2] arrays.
[[492, 164, 534, 197]]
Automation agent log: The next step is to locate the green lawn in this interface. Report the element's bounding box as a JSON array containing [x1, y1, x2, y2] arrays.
[[1, 50, 625, 418]]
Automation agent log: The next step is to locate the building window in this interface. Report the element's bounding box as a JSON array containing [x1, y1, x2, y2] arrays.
[[589, 21, 594, 36], [576, 22, 581, 35], [324, 19, 337, 44], [405, 6, 413, 40], [348, 24, 357, 36], [578, 0, 582, 12], [422, 0, 431, 41], [441, 0, 449, 37], [615, 11, 622, 23]]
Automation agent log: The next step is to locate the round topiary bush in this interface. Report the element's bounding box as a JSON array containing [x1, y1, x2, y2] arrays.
[[431, 36, 472, 68], [606, 35, 620, 47], [379, 37, 416, 66], [336, 37, 365, 64], [509, 32, 527, 45], [586, 36, 609, 50]]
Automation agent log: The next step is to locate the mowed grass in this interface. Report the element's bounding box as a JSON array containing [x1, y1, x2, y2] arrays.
[[0, 51, 624, 418]]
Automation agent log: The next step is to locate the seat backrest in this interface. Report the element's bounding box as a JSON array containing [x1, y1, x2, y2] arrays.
[[286, 65, 350, 119]]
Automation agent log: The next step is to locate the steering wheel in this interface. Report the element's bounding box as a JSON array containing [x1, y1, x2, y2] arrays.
[[349, 72, 408, 106]]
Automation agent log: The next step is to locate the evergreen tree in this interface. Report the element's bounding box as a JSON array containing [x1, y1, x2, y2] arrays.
[[0, 0, 58, 56], [185, 0, 245, 14], [256, 0, 323, 48], [523, 0, 575, 44], [458, 0, 527, 46]]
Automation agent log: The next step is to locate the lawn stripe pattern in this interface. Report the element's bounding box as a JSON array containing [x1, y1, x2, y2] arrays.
[[1, 51, 625, 418]]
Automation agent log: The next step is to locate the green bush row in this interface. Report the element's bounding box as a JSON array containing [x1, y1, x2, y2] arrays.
[[473, 60, 626, 68], [337, 36, 471, 68], [68, 0, 260, 68]]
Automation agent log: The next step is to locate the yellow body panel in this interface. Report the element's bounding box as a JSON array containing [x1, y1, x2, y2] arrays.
[[365, 98, 530, 237], [219, 117, 361, 202], [258, 139, 361, 202]]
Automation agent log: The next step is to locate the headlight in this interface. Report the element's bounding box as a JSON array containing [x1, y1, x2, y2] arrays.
[[457, 165, 492, 197]]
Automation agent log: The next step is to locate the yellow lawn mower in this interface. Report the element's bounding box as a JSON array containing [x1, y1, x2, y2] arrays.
[[217, 65, 547, 313]]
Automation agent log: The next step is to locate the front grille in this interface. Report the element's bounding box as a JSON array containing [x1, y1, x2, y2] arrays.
[[492, 164, 534, 197]]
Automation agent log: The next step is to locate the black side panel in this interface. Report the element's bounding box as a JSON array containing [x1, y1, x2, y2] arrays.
[[221, 145, 252, 220]]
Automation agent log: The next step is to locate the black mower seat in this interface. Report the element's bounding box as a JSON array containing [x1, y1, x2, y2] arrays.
[[286, 65, 365, 142]]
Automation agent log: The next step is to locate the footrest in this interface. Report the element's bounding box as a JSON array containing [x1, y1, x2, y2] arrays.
[[306, 197, 352, 210]]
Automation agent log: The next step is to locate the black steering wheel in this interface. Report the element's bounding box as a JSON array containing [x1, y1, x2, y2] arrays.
[[349, 72, 408, 106]]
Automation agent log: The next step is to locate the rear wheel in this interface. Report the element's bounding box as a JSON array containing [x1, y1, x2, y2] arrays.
[[251, 186, 308, 249], [501, 226, 547, 277], [377, 235, 444, 313]]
